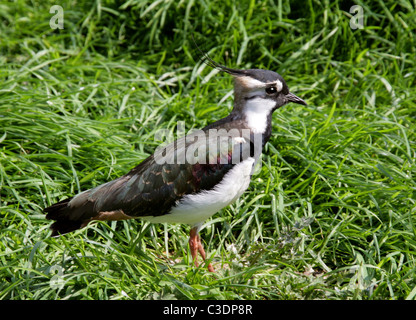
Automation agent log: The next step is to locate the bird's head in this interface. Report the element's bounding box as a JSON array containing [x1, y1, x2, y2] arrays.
[[204, 58, 306, 131], [193, 39, 307, 133], [229, 68, 307, 111], [202, 62, 306, 109]]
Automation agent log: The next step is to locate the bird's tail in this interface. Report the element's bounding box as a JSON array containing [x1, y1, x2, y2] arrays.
[[44, 192, 96, 236], [44, 180, 135, 236]]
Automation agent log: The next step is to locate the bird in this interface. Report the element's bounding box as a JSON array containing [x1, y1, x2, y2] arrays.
[[44, 48, 306, 272]]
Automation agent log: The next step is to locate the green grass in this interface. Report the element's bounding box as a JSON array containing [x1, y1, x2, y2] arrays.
[[1, 0, 416, 300]]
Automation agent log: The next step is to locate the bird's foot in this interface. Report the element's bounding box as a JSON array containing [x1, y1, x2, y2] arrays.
[[189, 226, 214, 272]]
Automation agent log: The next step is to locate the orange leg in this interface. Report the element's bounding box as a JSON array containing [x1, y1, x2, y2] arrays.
[[189, 226, 214, 272], [189, 227, 199, 267]]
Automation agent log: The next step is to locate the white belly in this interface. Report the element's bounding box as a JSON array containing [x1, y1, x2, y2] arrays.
[[143, 157, 255, 226]]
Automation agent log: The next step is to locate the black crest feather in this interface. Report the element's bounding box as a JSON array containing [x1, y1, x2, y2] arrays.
[[191, 34, 247, 77]]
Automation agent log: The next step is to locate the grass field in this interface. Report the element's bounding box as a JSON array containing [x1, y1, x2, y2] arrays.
[[1, 0, 415, 300]]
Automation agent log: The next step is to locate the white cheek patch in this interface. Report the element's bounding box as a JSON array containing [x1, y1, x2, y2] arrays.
[[239, 77, 266, 89]]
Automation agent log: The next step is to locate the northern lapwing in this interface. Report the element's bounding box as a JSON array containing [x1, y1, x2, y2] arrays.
[[44, 49, 306, 272]]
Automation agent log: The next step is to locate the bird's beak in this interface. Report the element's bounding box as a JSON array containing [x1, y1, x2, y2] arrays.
[[286, 92, 307, 106]]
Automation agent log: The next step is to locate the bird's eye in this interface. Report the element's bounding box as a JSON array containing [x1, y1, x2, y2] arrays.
[[265, 86, 277, 95]]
